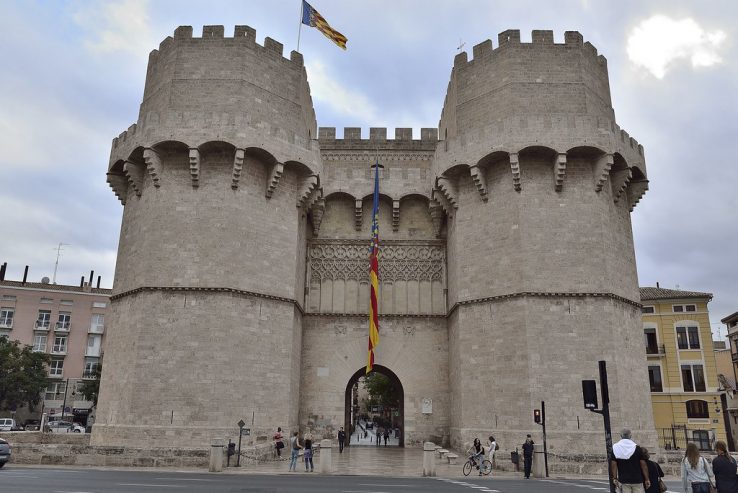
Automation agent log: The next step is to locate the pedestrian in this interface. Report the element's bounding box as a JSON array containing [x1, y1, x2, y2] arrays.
[[641, 448, 664, 493], [522, 434, 534, 479], [288, 431, 302, 472], [681, 442, 715, 493], [611, 428, 650, 492], [712, 440, 738, 493], [383, 429, 389, 446], [303, 431, 314, 472], [274, 427, 285, 459], [488, 436, 497, 470], [376, 427, 381, 446], [338, 426, 346, 453]]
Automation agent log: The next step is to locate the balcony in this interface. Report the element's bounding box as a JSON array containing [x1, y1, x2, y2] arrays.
[[0, 320, 13, 329], [646, 344, 666, 357], [85, 347, 101, 357], [48, 371, 63, 379], [82, 371, 98, 380], [732, 352, 738, 363], [89, 324, 104, 334], [34, 320, 51, 331], [50, 347, 67, 356], [55, 321, 71, 332]]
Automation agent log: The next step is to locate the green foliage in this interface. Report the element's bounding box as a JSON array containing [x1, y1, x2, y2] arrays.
[[363, 372, 400, 409], [0, 336, 51, 412], [78, 359, 102, 406]]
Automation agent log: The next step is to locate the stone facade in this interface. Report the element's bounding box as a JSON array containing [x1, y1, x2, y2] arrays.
[[94, 25, 655, 453]]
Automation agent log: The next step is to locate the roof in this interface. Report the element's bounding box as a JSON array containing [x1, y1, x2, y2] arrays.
[[639, 286, 712, 302], [0, 279, 112, 296], [722, 311, 738, 325]]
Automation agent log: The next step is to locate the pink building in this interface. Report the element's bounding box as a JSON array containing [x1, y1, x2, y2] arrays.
[[0, 265, 110, 425]]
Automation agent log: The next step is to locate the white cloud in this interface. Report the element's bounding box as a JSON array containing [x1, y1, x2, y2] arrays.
[[306, 60, 380, 122], [74, 0, 157, 57], [627, 15, 726, 78]]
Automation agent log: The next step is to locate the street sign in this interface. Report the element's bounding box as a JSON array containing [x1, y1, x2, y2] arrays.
[[237, 419, 245, 429], [242, 428, 251, 436]]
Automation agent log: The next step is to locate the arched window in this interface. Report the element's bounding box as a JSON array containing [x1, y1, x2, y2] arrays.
[[686, 400, 709, 419]]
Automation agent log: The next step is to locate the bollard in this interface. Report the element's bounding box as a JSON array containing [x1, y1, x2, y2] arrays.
[[423, 441, 436, 477], [532, 443, 545, 478], [209, 438, 225, 472], [319, 439, 332, 474]]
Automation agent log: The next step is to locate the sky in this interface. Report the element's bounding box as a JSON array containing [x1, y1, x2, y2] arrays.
[[0, 0, 736, 337]]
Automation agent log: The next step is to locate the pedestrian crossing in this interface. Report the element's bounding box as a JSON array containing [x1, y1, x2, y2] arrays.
[[434, 477, 500, 492]]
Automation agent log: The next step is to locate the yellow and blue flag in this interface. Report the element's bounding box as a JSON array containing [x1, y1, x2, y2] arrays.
[[301, 0, 348, 50]]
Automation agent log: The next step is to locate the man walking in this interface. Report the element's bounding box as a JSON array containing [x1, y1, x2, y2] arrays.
[[522, 434, 534, 479], [610, 428, 650, 493], [338, 426, 346, 453]]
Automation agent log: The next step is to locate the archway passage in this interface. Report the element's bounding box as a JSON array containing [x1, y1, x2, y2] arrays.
[[344, 365, 404, 448]]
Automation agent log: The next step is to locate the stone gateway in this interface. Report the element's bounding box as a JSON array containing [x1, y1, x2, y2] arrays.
[[93, 25, 655, 454]]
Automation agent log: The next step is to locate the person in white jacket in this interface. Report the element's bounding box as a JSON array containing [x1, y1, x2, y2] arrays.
[[610, 428, 650, 492], [681, 442, 715, 493], [487, 436, 497, 468]]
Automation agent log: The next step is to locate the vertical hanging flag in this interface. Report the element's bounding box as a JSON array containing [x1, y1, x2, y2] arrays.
[[366, 161, 381, 374], [301, 0, 348, 50]]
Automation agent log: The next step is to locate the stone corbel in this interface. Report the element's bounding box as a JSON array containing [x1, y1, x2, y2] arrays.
[[142, 148, 161, 188], [429, 201, 444, 238], [436, 176, 458, 209], [265, 162, 284, 198], [392, 200, 400, 231], [123, 161, 144, 197], [354, 200, 363, 231], [594, 153, 613, 192], [231, 149, 245, 190], [188, 149, 200, 188], [627, 179, 649, 211], [611, 168, 632, 203], [431, 188, 453, 218], [297, 175, 319, 208], [554, 153, 567, 192], [107, 173, 129, 205], [311, 198, 326, 236], [509, 153, 521, 191], [469, 165, 488, 202]]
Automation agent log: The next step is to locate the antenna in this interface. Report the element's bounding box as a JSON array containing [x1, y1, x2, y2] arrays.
[[457, 38, 465, 52], [52, 243, 69, 284]]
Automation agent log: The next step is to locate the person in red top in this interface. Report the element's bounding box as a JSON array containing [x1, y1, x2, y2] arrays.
[[273, 427, 284, 458]]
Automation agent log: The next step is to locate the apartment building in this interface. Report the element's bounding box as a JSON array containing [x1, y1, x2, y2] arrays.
[[641, 286, 728, 450], [0, 266, 111, 425]]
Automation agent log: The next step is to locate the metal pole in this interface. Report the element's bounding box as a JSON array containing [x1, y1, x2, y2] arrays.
[[599, 361, 615, 493], [541, 400, 549, 478], [236, 427, 243, 467], [296, 0, 304, 52], [60, 378, 69, 422]]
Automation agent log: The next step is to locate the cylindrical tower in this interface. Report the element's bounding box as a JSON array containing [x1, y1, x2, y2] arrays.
[[435, 30, 653, 452], [93, 25, 322, 446]]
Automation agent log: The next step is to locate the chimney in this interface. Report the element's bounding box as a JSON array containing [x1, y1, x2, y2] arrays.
[[89, 270, 94, 286], [96, 275, 101, 289], [80, 276, 85, 288], [656, 281, 660, 288], [22, 265, 29, 284], [0, 262, 6, 281]]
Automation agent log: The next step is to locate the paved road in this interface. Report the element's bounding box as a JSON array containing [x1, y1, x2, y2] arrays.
[[0, 466, 685, 492]]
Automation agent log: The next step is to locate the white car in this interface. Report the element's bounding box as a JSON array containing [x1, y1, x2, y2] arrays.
[[47, 421, 85, 433]]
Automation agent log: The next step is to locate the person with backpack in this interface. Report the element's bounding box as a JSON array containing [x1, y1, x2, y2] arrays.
[[712, 440, 738, 493], [467, 438, 486, 476], [488, 436, 497, 469], [681, 442, 715, 493], [288, 431, 302, 472], [641, 447, 664, 493]]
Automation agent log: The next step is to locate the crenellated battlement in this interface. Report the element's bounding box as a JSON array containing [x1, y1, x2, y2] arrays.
[[318, 127, 438, 144], [112, 123, 137, 149], [147, 25, 304, 71]]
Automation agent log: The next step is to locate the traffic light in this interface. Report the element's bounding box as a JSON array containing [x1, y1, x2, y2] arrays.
[[582, 380, 598, 410], [533, 409, 541, 424]]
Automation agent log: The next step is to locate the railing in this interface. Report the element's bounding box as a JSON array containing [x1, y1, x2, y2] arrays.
[[48, 370, 63, 378], [82, 371, 98, 379], [0, 320, 13, 329], [55, 321, 71, 332], [89, 324, 104, 334], [51, 346, 67, 355], [657, 426, 715, 451], [646, 344, 666, 356], [34, 320, 51, 331]]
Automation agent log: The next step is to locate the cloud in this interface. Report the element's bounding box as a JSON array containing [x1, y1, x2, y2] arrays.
[[626, 15, 726, 78], [73, 0, 157, 57], [306, 59, 380, 123]]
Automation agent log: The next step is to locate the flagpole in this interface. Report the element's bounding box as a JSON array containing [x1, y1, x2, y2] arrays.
[[297, 0, 304, 53]]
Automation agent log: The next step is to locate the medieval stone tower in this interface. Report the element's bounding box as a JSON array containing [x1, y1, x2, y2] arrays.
[[94, 26, 654, 454]]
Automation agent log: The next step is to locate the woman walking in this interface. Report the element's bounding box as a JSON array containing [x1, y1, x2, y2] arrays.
[[712, 441, 738, 493], [681, 442, 715, 493], [288, 431, 302, 472], [303, 431, 314, 472], [641, 448, 664, 493], [274, 427, 284, 459]]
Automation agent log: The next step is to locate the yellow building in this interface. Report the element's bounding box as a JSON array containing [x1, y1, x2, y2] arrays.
[[641, 286, 727, 450]]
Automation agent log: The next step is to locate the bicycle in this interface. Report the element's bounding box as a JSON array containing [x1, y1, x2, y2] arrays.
[[463, 455, 492, 476]]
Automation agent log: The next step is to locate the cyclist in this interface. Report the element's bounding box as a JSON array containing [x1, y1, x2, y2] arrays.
[[467, 438, 486, 476]]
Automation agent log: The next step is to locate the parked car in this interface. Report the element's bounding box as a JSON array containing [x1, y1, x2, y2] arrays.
[[47, 421, 85, 433], [23, 419, 41, 431], [0, 419, 19, 432], [365, 422, 373, 430], [0, 437, 10, 468]]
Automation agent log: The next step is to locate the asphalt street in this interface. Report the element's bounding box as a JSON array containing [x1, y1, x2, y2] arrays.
[[0, 466, 686, 493]]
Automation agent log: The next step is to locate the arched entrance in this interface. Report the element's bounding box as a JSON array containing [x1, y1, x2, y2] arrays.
[[344, 365, 404, 447]]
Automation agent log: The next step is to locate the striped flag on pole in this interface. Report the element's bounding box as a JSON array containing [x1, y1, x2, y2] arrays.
[[301, 0, 348, 50], [366, 161, 381, 374]]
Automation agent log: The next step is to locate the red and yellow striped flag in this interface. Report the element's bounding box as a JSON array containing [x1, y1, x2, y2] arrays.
[[301, 0, 348, 50], [366, 161, 380, 374]]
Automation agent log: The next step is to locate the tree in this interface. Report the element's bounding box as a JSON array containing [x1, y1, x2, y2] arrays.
[[0, 336, 51, 412], [363, 373, 400, 409], [78, 358, 102, 406]]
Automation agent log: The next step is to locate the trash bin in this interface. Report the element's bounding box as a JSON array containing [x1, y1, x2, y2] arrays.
[[510, 450, 519, 465]]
